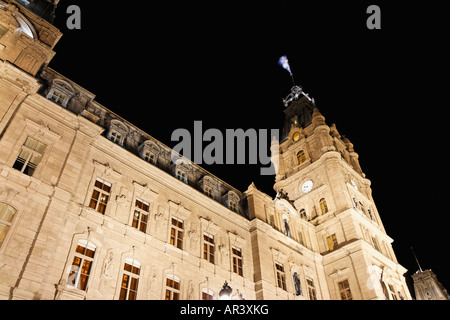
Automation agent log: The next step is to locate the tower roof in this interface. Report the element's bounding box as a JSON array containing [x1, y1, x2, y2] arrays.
[[281, 96, 315, 140]]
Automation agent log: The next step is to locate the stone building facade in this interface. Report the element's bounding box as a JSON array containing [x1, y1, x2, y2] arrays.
[[0, 0, 412, 300]]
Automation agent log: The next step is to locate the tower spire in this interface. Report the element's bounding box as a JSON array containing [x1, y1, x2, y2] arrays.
[[411, 247, 423, 272]]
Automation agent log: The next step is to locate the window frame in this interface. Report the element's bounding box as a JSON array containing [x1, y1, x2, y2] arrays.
[[170, 217, 184, 250], [12, 136, 46, 177], [307, 277, 317, 300], [165, 275, 181, 300], [66, 240, 96, 292], [119, 259, 141, 300], [132, 198, 149, 233], [88, 178, 112, 214], [326, 234, 338, 251], [338, 279, 353, 300], [0, 203, 16, 249], [319, 198, 328, 215], [203, 233, 215, 264], [232, 246, 243, 276], [275, 262, 287, 291]]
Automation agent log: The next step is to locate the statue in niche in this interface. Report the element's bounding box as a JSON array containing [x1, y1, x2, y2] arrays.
[[187, 280, 195, 300], [99, 249, 116, 294], [293, 272, 302, 296], [188, 222, 199, 251]]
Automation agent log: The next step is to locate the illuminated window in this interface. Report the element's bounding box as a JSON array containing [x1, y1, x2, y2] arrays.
[[319, 198, 328, 215], [338, 279, 352, 300], [307, 278, 317, 300], [275, 262, 287, 291], [326, 234, 338, 251], [12, 137, 46, 177], [119, 260, 140, 300], [297, 150, 306, 165], [165, 275, 180, 300], [0, 203, 16, 248], [232, 247, 243, 276], [203, 233, 215, 264], [132, 199, 149, 233], [67, 240, 96, 291], [170, 217, 184, 249], [89, 178, 111, 214]]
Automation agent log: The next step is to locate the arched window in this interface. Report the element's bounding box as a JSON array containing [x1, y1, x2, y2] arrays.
[[0, 203, 16, 248], [319, 198, 328, 215], [67, 240, 96, 291], [297, 150, 306, 165], [283, 218, 291, 238]]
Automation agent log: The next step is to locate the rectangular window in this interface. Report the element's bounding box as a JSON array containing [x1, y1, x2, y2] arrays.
[[88, 178, 111, 214], [176, 169, 187, 183], [275, 262, 287, 291], [372, 236, 380, 252], [170, 217, 184, 249], [338, 279, 353, 300], [67, 242, 96, 291], [326, 234, 338, 251], [165, 277, 180, 300], [232, 247, 243, 276], [203, 234, 215, 264], [132, 199, 149, 233], [12, 137, 46, 176], [119, 262, 140, 300], [307, 278, 317, 300]]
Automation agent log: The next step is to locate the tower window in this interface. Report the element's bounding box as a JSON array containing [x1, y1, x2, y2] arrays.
[[319, 198, 328, 215], [307, 278, 317, 300], [204, 186, 214, 199], [299, 209, 307, 220], [12, 137, 46, 177], [297, 150, 306, 165], [326, 234, 338, 251], [338, 280, 353, 300]]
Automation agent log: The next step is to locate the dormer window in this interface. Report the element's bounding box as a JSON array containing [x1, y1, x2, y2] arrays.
[[46, 79, 75, 107], [138, 140, 160, 165], [107, 120, 128, 147], [205, 186, 214, 199], [224, 191, 240, 213]]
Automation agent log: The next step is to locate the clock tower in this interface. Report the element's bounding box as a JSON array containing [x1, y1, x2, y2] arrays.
[[272, 94, 411, 299]]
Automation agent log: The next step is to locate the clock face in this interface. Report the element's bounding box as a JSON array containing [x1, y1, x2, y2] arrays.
[[351, 179, 358, 190], [293, 132, 300, 142], [301, 180, 313, 193]]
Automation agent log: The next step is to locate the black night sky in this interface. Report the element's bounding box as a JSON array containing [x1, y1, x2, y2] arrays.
[[48, 1, 449, 298]]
